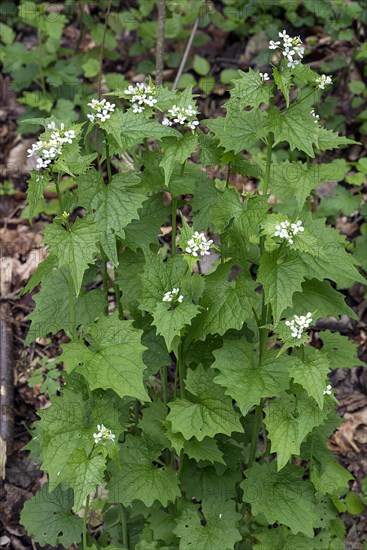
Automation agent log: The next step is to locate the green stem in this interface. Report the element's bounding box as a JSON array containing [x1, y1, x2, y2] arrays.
[[100, 248, 109, 314], [120, 503, 128, 549], [284, 88, 315, 113], [55, 173, 63, 214], [114, 277, 124, 319], [68, 272, 77, 340], [226, 161, 231, 186], [161, 365, 168, 403], [104, 130, 112, 182], [171, 196, 178, 256], [178, 343, 186, 399], [37, 28, 46, 94], [249, 123, 274, 468], [248, 399, 264, 468], [83, 494, 90, 550]]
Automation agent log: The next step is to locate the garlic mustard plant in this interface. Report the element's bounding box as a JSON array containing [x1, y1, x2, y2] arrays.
[[20, 31, 364, 550]]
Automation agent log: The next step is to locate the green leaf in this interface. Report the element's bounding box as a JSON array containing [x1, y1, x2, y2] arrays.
[[174, 499, 241, 550], [123, 193, 169, 251], [20, 484, 83, 547], [62, 313, 148, 400], [268, 105, 319, 157], [180, 458, 241, 501], [226, 68, 273, 108], [26, 267, 105, 343], [273, 67, 293, 107], [152, 301, 200, 351], [317, 185, 361, 217], [315, 126, 357, 151], [288, 349, 331, 409], [54, 150, 97, 177], [115, 248, 144, 316], [183, 437, 225, 464], [193, 54, 211, 76], [77, 168, 146, 265], [242, 462, 318, 537], [205, 108, 267, 154], [254, 527, 314, 549], [287, 279, 358, 321], [43, 216, 99, 295], [21, 254, 57, 295], [212, 340, 291, 416], [300, 215, 366, 288], [160, 134, 198, 186], [167, 365, 242, 441], [107, 434, 181, 507], [26, 171, 50, 221], [266, 159, 348, 210], [188, 265, 257, 341], [302, 433, 353, 495], [82, 58, 100, 78], [39, 375, 129, 509], [318, 330, 361, 369], [258, 252, 306, 323], [264, 390, 329, 470], [103, 110, 180, 150]]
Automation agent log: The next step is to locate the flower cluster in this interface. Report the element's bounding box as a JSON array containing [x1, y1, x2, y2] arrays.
[[27, 122, 76, 169], [93, 424, 116, 444], [124, 82, 157, 113], [323, 384, 332, 395], [162, 288, 183, 305], [285, 312, 313, 339], [310, 109, 320, 123], [269, 30, 305, 69], [87, 98, 116, 123], [185, 232, 213, 257], [274, 219, 304, 245], [315, 74, 333, 90], [259, 72, 270, 82], [162, 105, 199, 130]]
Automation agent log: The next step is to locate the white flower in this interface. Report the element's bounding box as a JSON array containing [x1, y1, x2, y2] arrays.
[[310, 109, 320, 123], [162, 288, 184, 304], [274, 219, 304, 245], [185, 231, 213, 257], [187, 120, 199, 130], [271, 32, 304, 67], [323, 384, 332, 395], [124, 82, 157, 112], [87, 98, 115, 125], [287, 59, 299, 69], [93, 424, 116, 444], [285, 312, 313, 339], [269, 40, 280, 50], [27, 122, 76, 170], [259, 72, 270, 82], [315, 74, 333, 90], [163, 104, 199, 130]]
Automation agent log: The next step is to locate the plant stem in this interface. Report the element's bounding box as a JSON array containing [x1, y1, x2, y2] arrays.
[[55, 173, 63, 214], [104, 130, 112, 182], [83, 494, 90, 550], [120, 503, 128, 549], [161, 365, 168, 403], [171, 196, 178, 256], [173, 16, 199, 90], [178, 343, 186, 399], [249, 126, 274, 468], [98, 0, 112, 99], [226, 161, 231, 186], [155, 0, 166, 87], [100, 247, 109, 314], [248, 399, 264, 468], [68, 272, 77, 340]]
